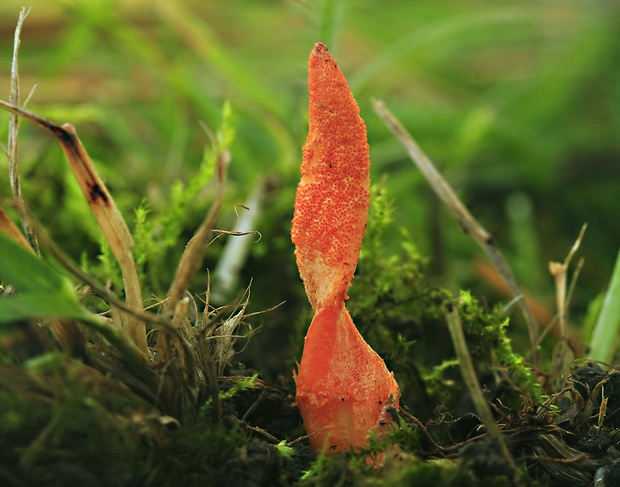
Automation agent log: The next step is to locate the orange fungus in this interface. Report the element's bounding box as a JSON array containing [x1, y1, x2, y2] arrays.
[[292, 42, 400, 454]]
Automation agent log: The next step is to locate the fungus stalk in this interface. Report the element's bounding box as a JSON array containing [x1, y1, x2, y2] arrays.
[[292, 43, 400, 454]]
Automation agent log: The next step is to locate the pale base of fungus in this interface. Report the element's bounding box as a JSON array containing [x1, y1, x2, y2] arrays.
[[295, 301, 400, 454]]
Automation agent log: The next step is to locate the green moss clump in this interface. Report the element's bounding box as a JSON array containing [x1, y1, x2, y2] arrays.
[[0, 353, 280, 487], [350, 185, 450, 329], [456, 290, 542, 404], [348, 184, 541, 421], [158, 422, 248, 487], [0, 355, 155, 486], [348, 185, 450, 381]]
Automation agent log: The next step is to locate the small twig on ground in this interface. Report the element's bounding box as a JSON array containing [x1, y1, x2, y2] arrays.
[[399, 408, 464, 454]]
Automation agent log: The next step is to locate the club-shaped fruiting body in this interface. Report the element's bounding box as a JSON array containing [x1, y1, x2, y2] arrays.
[[292, 42, 400, 454]]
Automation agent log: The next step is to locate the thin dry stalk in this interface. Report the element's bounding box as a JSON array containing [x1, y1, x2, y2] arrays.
[[445, 304, 524, 487], [7, 8, 26, 198], [372, 99, 539, 365], [0, 100, 147, 356], [548, 224, 587, 343], [5, 7, 38, 250], [163, 149, 229, 317], [548, 224, 587, 388]]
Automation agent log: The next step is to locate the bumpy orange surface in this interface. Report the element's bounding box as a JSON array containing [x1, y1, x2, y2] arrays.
[[292, 43, 400, 454], [291, 42, 370, 311]]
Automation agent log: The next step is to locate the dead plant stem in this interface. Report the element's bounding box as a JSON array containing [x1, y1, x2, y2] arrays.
[[163, 150, 229, 317], [445, 304, 524, 487], [0, 99, 148, 356], [6, 7, 38, 251]]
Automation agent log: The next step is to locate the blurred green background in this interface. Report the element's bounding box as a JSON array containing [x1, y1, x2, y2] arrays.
[[0, 0, 618, 376]]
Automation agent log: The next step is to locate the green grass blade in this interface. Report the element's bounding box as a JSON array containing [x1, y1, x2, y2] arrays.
[[0, 234, 145, 364], [0, 233, 68, 294], [0, 233, 91, 323], [0, 293, 88, 324], [589, 249, 620, 362], [316, 0, 346, 49]]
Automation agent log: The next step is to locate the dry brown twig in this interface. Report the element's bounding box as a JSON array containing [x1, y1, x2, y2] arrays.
[[162, 148, 229, 319], [0, 99, 148, 356]]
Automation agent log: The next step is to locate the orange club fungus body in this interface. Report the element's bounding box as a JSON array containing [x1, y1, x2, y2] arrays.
[[291, 42, 400, 454]]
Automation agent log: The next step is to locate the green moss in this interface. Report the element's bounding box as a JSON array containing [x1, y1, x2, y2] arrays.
[[349, 185, 450, 378], [159, 422, 247, 487], [423, 358, 460, 397], [0, 354, 272, 487], [394, 457, 515, 487], [456, 291, 542, 403], [348, 185, 541, 421], [0, 359, 152, 486], [298, 447, 518, 487], [136, 102, 234, 295], [351, 185, 447, 327], [200, 373, 259, 413]]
